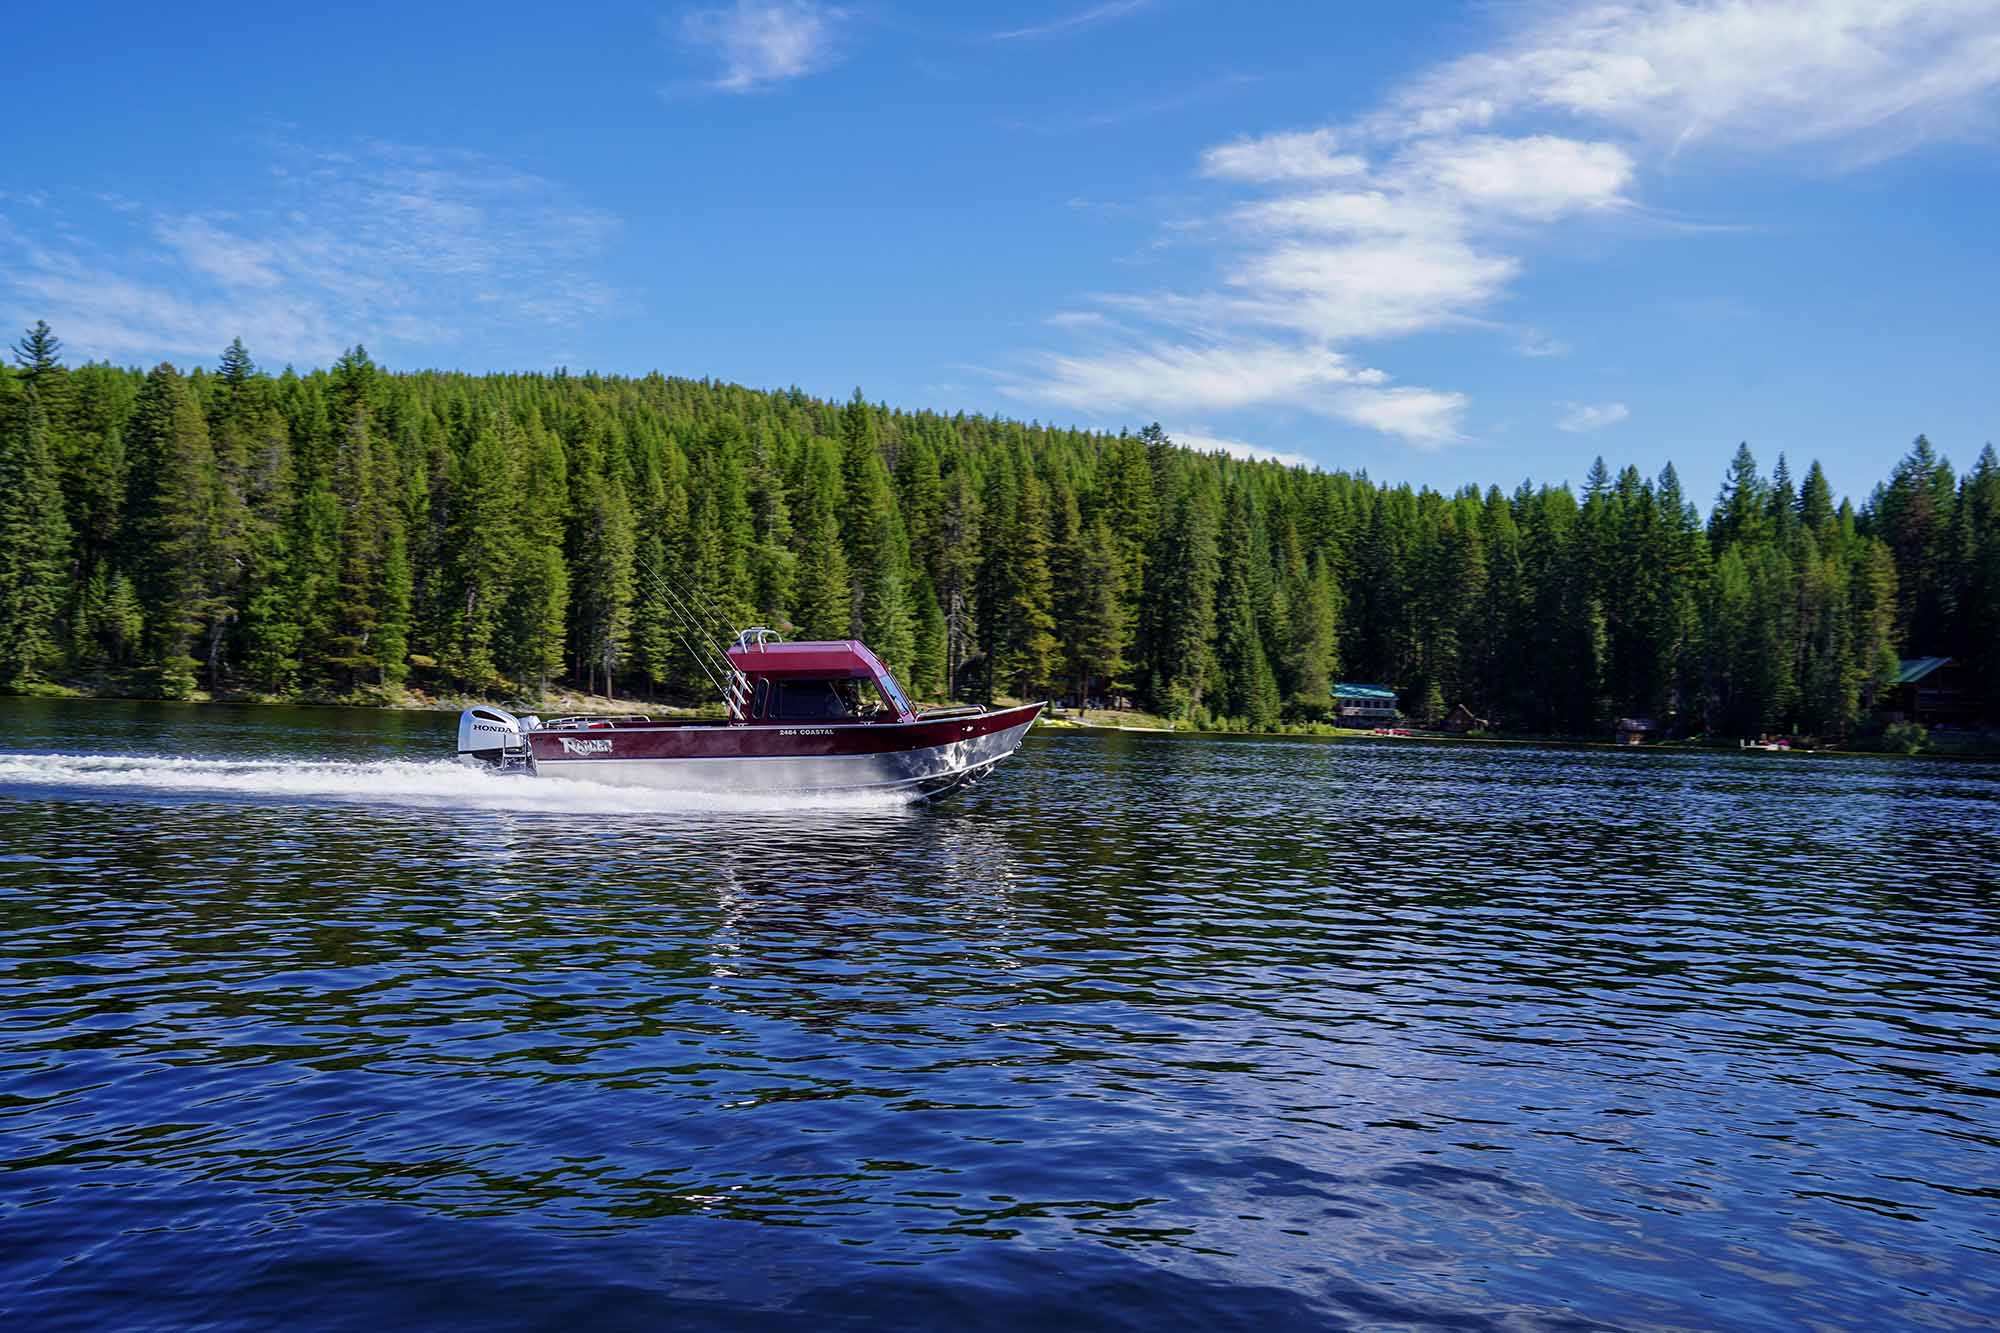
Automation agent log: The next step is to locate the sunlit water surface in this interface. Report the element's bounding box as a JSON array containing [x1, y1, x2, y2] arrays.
[[1, 699, 1996, 1330]]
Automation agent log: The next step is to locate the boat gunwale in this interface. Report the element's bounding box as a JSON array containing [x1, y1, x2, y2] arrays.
[[532, 701, 1044, 736]]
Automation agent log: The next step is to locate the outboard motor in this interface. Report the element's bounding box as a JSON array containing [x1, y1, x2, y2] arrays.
[[457, 706, 534, 773]]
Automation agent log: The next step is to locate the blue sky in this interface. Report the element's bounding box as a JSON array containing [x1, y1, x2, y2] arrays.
[[3, 1, 1996, 503]]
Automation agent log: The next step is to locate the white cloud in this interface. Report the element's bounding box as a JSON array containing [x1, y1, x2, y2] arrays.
[[1002, 336, 1466, 446], [1023, 340, 1379, 414], [1377, 0, 2000, 156], [989, 0, 1152, 42], [1201, 129, 1367, 182], [0, 140, 619, 366], [1398, 135, 1634, 220], [1230, 237, 1520, 341], [1172, 429, 1316, 469], [1019, 0, 2000, 447], [680, 1, 848, 92], [1557, 400, 1631, 432], [1337, 386, 1470, 446]]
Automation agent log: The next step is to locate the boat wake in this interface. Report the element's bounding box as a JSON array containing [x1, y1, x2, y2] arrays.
[[0, 752, 917, 815]]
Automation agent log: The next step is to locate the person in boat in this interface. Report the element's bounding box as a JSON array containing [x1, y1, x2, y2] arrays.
[[758, 675, 899, 723]]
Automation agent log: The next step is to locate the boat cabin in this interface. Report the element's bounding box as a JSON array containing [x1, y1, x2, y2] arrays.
[[724, 638, 917, 724]]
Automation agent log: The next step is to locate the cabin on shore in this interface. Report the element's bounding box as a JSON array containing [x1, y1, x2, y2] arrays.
[[1614, 717, 1658, 746], [1876, 657, 1983, 728], [1439, 703, 1489, 734], [1334, 683, 1400, 726]]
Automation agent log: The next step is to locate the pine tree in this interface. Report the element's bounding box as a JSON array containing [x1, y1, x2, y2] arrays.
[[894, 432, 943, 582], [1953, 446, 2000, 715], [11, 321, 70, 434], [0, 392, 73, 684], [791, 437, 853, 641], [1155, 480, 1220, 718], [910, 571, 948, 698], [862, 515, 918, 684], [1285, 554, 1339, 718], [935, 466, 982, 695], [447, 420, 520, 687], [200, 342, 255, 688], [323, 405, 384, 690], [1710, 443, 1769, 551], [1213, 486, 1281, 729], [627, 429, 690, 693], [236, 405, 300, 693], [1799, 459, 1837, 542], [573, 472, 637, 696], [503, 413, 571, 694], [12, 321, 62, 382], [838, 389, 887, 623], [1870, 435, 1957, 652], [994, 467, 1058, 699], [746, 425, 796, 626], [123, 364, 216, 697], [1062, 513, 1129, 706], [217, 337, 254, 394]]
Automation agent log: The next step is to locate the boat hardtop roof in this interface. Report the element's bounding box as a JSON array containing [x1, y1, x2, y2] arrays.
[[724, 638, 891, 681]]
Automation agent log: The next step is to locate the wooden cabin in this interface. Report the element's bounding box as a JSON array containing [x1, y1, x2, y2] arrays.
[[1876, 657, 1982, 727], [1438, 703, 1489, 733]]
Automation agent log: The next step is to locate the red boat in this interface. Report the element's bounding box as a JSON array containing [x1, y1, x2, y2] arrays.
[[456, 629, 1044, 800]]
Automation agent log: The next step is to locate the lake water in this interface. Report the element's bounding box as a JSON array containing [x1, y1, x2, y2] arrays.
[[1, 699, 1996, 1330]]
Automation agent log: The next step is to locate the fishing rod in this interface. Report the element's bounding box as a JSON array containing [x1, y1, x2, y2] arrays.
[[633, 554, 751, 717]]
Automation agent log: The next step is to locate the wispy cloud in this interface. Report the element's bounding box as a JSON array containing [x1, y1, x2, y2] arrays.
[[1015, 0, 2000, 445], [1021, 338, 1386, 414], [0, 139, 618, 366], [678, 0, 849, 93], [1000, 72, 1260, 134], [1516, 329, 1569, 358], [988, 0, 1152, 42], [1364, 0, 2000, 159], [1201, 129, 1366, 183], [1557, 400, 1630, 433], [1173, 429, 1316, 469]]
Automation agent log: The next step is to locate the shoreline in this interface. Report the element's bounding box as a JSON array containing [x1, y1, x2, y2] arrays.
[[1037, 711, 1998, 758], [8, 686, 1995, 758]]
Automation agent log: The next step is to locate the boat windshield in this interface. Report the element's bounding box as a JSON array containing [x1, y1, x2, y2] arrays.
[[877, 670, 913, 718], [767, 678, 895, 721]]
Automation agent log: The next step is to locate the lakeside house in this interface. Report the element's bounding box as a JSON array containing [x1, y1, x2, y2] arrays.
[[1334, 683, 1400, 726], [1877, 657, 1982, 728], [1440, 704, 1490, 734]]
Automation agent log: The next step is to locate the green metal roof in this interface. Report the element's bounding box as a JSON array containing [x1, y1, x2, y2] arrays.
[[1893, 656, 1954, 685], [1334, 683, 1399, 701]]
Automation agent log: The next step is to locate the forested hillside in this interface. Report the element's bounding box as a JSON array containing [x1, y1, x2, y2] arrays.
[[1, 321, 1995, 738]]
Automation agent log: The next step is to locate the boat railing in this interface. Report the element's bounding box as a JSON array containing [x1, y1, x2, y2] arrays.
[[540, 714, 655, 730], [918, 704, 986, 720]]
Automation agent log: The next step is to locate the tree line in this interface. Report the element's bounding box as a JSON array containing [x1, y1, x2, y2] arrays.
[[0, 320, 1994, 737]]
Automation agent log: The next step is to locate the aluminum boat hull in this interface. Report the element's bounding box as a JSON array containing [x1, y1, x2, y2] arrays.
[[522, 702, 1044, 799]]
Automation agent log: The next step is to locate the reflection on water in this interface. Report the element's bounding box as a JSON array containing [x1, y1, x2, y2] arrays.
[[0, 698, 1997, 1330]]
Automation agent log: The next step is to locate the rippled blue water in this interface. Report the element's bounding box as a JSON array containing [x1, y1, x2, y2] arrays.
[[2, 698, 1997, 1330]]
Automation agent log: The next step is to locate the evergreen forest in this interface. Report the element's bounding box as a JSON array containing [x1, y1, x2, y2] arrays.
[[1, 321, 1995, 740]]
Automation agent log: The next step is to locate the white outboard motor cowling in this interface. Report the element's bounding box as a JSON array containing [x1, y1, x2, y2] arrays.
[[457, 706, 533, 773]]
